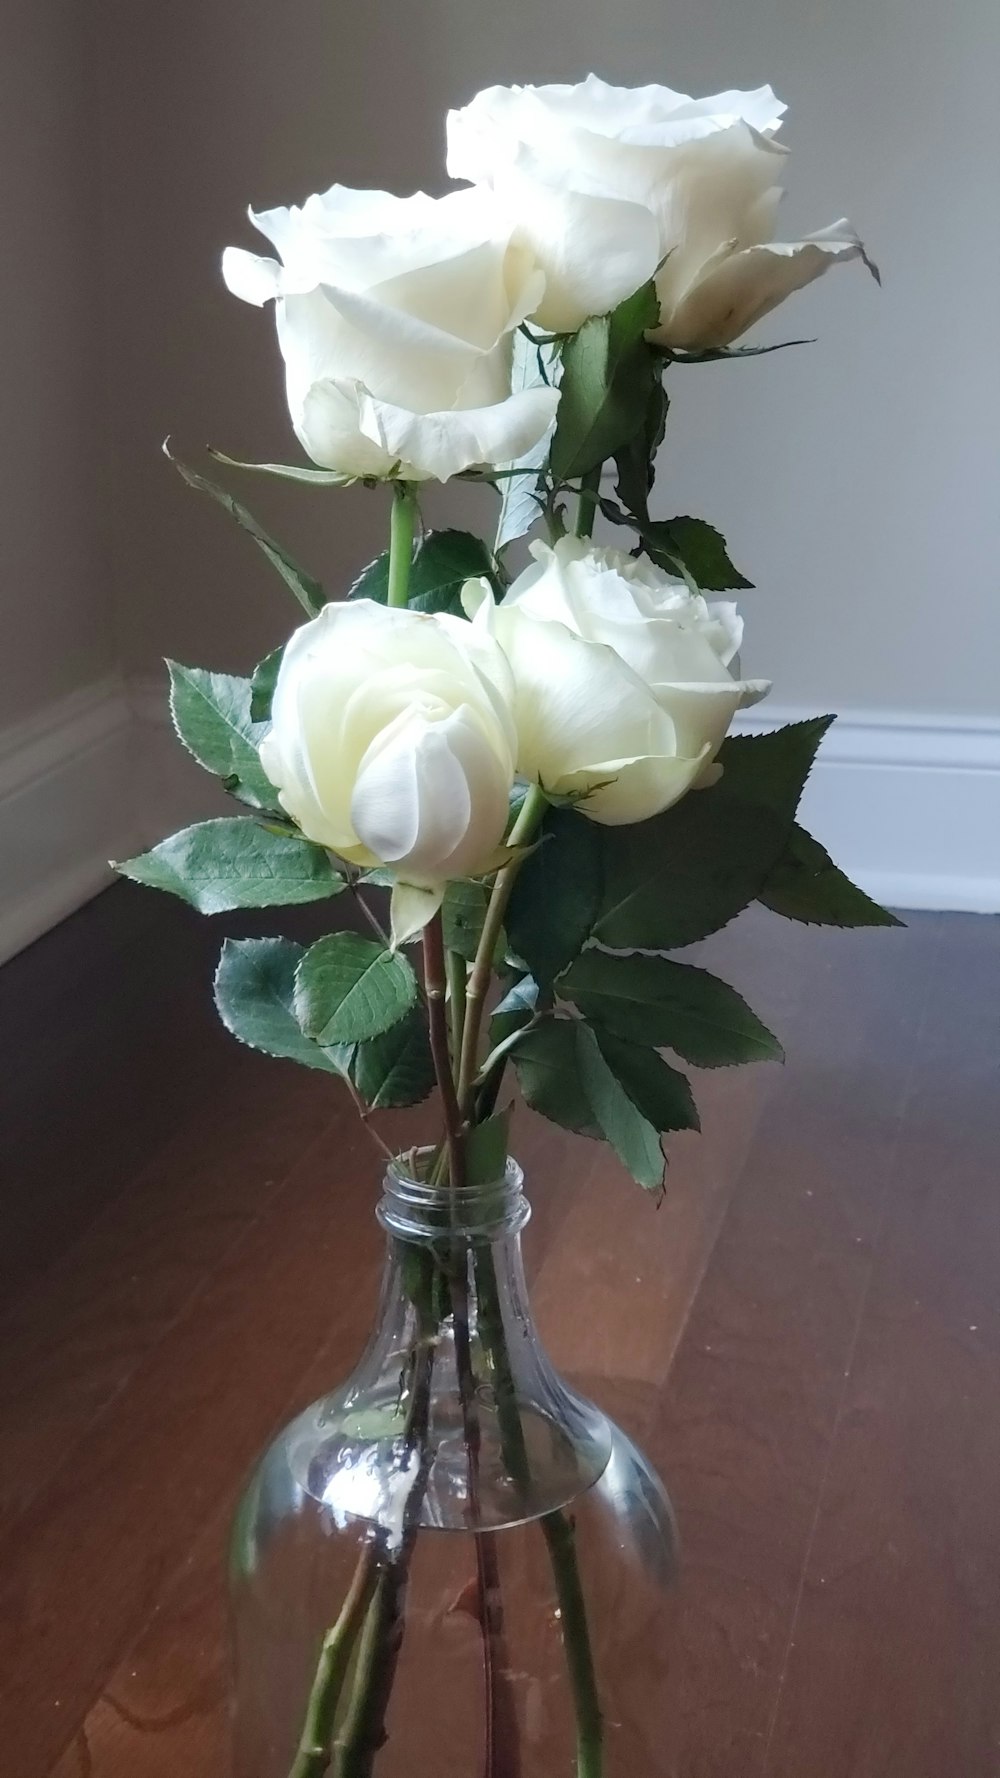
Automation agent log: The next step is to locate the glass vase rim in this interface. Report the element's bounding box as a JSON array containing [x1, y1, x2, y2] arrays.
[[378, 1149, 529, 1239]]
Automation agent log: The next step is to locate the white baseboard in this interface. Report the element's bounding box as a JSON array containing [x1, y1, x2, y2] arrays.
[[0, 679, 138, 963], [0, 675, 230, 965], [0, 682, 997, 965], [733, 706, 1000, 915]]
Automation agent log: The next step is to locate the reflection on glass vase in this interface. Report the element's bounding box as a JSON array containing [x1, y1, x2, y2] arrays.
[[229, 1157, 679, 1777]]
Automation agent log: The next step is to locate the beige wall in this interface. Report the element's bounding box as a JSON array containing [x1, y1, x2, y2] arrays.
[[1, 1, 115, 725], [96, 0, 998, 719]]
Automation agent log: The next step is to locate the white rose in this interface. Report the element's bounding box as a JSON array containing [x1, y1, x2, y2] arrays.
[[259, 600, 517, 918], [505, 535, 769, 753], [447, 75, 873, 345], [464, 538, 769, 825], [222, 185, 559, 481]]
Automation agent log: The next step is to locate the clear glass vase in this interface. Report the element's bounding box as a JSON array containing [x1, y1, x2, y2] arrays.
[[229, 1156, 679, 1778]]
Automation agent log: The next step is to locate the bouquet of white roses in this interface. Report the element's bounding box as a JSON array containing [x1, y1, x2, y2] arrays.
[[119, 74, 890, 1778]]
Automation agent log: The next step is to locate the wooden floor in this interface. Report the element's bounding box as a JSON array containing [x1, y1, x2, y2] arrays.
[[1, 883, 998, 1777]]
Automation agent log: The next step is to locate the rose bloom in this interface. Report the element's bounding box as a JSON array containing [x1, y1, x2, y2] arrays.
[[447, 75, 874, 345], [465, 537, 769, 824], [222, 185, 559, 481], [259, 600, 517, 902]]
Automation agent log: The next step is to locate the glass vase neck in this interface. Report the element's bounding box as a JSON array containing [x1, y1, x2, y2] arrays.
[[378, 1152, 530, 1243]]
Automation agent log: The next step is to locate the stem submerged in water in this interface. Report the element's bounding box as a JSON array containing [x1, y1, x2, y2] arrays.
[[286, 1551, 379, 1778], [475, 1244, 604, 1778], [331, 1292, 437, 1778]]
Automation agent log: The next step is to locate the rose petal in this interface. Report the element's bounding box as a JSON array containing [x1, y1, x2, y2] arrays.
[[295, 377, 395, 476], [661, 219, 872, 350], [221, 246, 282, 307], [352, 706, 510, 881], [558, 747, 712, 825], [358, 384, 559, 483], [491, 606, 676, 789], [488, 159, 661, 332]]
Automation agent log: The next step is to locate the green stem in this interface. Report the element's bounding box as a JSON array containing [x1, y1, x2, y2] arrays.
[[473, 1246, 531, 1497], [331, 1275, 437, 1778], [287, 1552, 380, 1778], [540, 1512, 604, 1778], [422, 915, 466, 1195], [457, 785, 549, 1115], [386, 482, 418, 608], [287, 1256, 436, 1778], [445, 948, 468, 1072], [474, 1246, 604, 1778], [423, 915, 520, 1778], [573, 466, 602, 541]]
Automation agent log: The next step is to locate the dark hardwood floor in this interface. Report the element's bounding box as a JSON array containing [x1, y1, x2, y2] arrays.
[[1, 884, 997, 1777]]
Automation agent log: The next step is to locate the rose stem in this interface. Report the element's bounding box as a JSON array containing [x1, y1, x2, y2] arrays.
[[386, 481, 418, 608], [423, 913, 520, 1778], [475, 1245, 604, 1778], [446, 947, 468, 1067], [333, 1314, 437, 1778], [573, 465, 602, 541], [456, 784, 550, 1117], [539, 1514, 604, 1778], [284, 1267, 437, 1778], [423, 912, 466, 1192], [286, 1547, 379, 1778]]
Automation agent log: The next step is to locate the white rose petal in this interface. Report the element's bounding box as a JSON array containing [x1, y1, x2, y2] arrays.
[[505, 537, 765, 712], [358, 383, 559, 483], [470, 537, 771, 827], [260, 600, 516, 910], [487, 156, 662, 334], [664, 220, 874, 351], [447, 76, 873, 344], [223, 183, 557, 481], [351, 705, 512, 881]]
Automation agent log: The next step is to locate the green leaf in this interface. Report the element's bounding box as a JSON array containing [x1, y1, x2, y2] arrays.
[[715, 718, 835, 815], [115, 818, 344, 914], [167, 662, 277, 809], [207, 447, 356, 486], [561, 951, 784, 1069], [349, 529, 500, 617], [164, 444, 325, 616], [592, 1030, 700, 1133], [249, 646, 284, 723], [490, 975, 540, 1048], [350, 1008, 435, 1109], [642, 515, 752, 592], [593, 719, 836, 953], [550, 282, 660, 482], [512, 1019, 601, 1139], [594, 797, 785, 951], [295, 932, 418, 1045], [405, 529, 500, 610], [613, 379, 669, 524], [512, 1016, 672, 1187], [214, 938, 344, 1074], [495, 332, 557, 553], [574, 1023, 665, 1190], [465, 1109, 511, 1185], [759, 824, 903, 928], [507, 809, 604, 985], [662, 338, 814, 364], [347, 553, 391, 604], [442, 879, 490, 962]]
